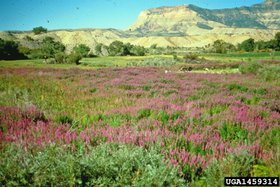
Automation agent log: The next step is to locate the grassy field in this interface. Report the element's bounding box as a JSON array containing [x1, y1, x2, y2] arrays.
[[0, 53, 279, 186], [1, 52, 279, 69], [201, 51, 280, 62]]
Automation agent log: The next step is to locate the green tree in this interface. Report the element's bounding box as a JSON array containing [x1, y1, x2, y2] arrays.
[[108, 41, 125, 56], [0, 38, 26, 60], [66, 53, 82, 65], [95, 43, 109, 56], [212, 40, 235, 53], [41, 37, 65, 58], [33, 26, 47, 35], [95, 43, 103, 55], [274, 32, 280, 51], [54, 52, 66, 64], [239, 38, 255, 52], [73, 44, 90, 57], [131, 45, 146, 56]]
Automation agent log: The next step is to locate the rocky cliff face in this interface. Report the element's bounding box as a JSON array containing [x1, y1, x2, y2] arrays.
[[128, 0, 280, 34]]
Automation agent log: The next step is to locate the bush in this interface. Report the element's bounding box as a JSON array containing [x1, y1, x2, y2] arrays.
[[184, 53, 198, 61], [73, 44, 91, 57], [0, 144, 184, 186], [54, 52, 66, 64], [67, 53, 82, 65], [238, 38, 255, 52], [239, 61, 263, 74], [204, 152, 255, 187], [258, 65, 280, 81], [0, 38, 27, 60], [79, 144, 184, 186], [41, 37, 65, 58], [32, 26, 47, 35]]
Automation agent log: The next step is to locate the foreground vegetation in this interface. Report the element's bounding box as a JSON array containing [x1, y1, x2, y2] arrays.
[[0, 62, 279, 185], [1, 27, 279, 185]]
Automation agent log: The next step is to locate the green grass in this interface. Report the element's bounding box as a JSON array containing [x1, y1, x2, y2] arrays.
[[81, 55, 173, 67], [201, 51, 280, 62], [1, 52, 280, 69], [0, 59, 81, 68]]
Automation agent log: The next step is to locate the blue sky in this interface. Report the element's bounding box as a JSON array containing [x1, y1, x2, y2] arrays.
[[0, 0, 263, 31]]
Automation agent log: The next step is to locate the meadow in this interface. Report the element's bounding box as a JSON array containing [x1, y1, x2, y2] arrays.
[[0, 54, 279, 186]]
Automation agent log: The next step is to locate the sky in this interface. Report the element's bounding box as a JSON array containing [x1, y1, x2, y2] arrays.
[[0, 0, 264, 31]]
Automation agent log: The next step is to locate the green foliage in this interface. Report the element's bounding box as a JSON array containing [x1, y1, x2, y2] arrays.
[[212, 40, 236, 53], [251, 165, 274, 177], [253, 88, 267, 95], [208, 105, 227, 116], [260, 127, 280, 150], [240, 61, 280, 82], [94, 43, 108, 56], [32, 26, 47, 35], [55, 115, 73, 125], [157, 110, 170, 124], [275, 32, 280, 51], [183, 53, 199, 62], [18, 46, 32, 56], [54, 52, 66, 64], [108, 41, 129, 56], [130, 45, 146, 56], [0, 144, 184, 186], [0, 38, 26, 60], [66, 52, 82, 65], [219, 122, 248, 142], [89, 88, 97, 93], [127, 58, 176, 67], [0, 144, 79, 186], [227, 83, 248, 92], [103, 113, 131, 127], [73, 44, 91, 57], [204, 152, 255, 187], [258, 65, 280, 81], [255, 40, 275, 51], [142, 85, 152, 91], [239, 61, 263, 74], [238, 38, 255, 52], [107, 41, 146, 56], [137, 108, 152, 119], [41, 37, 65, 58], [79, 144, 184, 186]]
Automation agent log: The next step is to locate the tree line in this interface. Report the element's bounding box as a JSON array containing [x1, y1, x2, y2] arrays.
[[0, 39, 146, 64], [211, 32, 280, 53]]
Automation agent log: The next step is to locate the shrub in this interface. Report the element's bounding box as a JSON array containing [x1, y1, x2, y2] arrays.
[[79, 144, 184, 186], [258, 65, 280, 81], [73, 44, 91, 57], [239, 61, 263, 74], [204, 152, 255, 186], [54, 52, 66, 64], [32, 26, 47, 35], [0, 38, 27, 60], [0, 144, 79, 186], [0, 144, 184, 186], [238, 38, 255, 52], [89, 88, 97, 93], [41, 37, 65, 58], [67, 53, 82, 65], [227, 83, 248, 92], [183, 53, 199, 63]]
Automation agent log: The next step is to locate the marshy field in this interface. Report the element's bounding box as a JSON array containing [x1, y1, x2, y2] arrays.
[[0, 54, 279, 186]]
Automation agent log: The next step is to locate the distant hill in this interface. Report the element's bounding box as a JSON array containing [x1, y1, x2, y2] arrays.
[[1, 0, 280, 49], [128, 0, 280, 35]]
